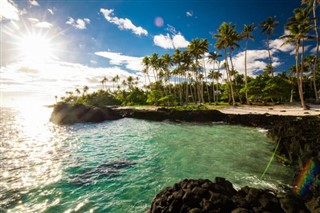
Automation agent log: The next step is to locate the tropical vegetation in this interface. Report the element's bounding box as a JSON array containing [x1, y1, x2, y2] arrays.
[[58, 2, 320, 109]]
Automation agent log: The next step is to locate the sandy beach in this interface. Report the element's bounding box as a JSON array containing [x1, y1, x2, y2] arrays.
[[218, 104, 320, 116]]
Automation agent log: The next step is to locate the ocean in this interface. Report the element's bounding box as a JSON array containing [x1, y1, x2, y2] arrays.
[[0, 106, 293, 212]]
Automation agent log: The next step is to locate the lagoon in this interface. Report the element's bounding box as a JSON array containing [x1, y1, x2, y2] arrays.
[[0, 107, 293, 212]]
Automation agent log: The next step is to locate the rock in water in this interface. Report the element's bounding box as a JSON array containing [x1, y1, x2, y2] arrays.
[[148, 177, 310, 213], [50, 103, 122, 124]]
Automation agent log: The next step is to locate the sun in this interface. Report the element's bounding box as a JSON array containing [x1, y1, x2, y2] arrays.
[[18, 33, 54, 63]]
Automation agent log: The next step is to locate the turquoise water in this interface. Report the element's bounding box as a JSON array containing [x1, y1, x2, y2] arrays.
[[0, 107, 293, 212]]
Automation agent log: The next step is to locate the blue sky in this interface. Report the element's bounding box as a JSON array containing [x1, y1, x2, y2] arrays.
[[0, 0, 316, 106]]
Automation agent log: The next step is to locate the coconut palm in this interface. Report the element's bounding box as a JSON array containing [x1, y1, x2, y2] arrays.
[[115, 75, 120, 90], [150, 53, 160, 81], [127, 76, 134, 90], [187, 38, 209, 104], [214, 22, 239, 106], [182, 51, 192, 104], [208, 52, 222, 102], [75, 88, 81, 96], [112, 76, 117, 91], [281, 7, 313, 109], [241, 24, 255, 104], [260, 17, 279, 76], [142, 56, 151, 85], [172, 49, 184, 105], [302, 0, 319, 102], [101, 76, 108, 90], [83, 86, 89, 96]]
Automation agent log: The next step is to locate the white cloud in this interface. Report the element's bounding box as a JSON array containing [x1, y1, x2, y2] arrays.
[[95, 51, 143, 71], [186, 10, 193, 17], [0, 60, 139, 105], [269, 38, 295, 53], [66, 17, 90, 30], [231, 50, 281, 76], [29, 0, 39, 7], [35, 22, 53, 29], [153, 33, 189, 49], [48, 9, 54, 15], [172, 34, 189, 48], [0, 0, 20, 21], [90, 60, 98, 64], [153, 34, 174, 49], [100, 8, 148, 36]]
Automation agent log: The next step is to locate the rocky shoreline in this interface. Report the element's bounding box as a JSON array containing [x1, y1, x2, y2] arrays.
[[50, 103, 320, 212]]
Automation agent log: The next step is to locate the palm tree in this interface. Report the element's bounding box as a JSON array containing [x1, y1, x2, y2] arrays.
[[260, 17, 279, 76], [161, 53, 172, 88], [214, 22, 239, 106], [75, 88, 81, 96], [150, 53, 160, 81], [241, 24, 255, 104], [83, 86, 89, 96], [142, 56, 151, 85], [302, 0, 319, 102], [101, 76, 108, 90], [187, 38, 209, 104], [208, 51, 222, 102], [182, 51, 192, 104], [281, 7, 313, 109], [115, 75, 120, 87], [172, 49, 184, 105], [127, 76, 134, 90]]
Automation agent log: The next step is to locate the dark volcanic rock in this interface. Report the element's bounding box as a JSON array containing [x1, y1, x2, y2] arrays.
[[50, 103, 122, 124], [148, 178, 308, 213]]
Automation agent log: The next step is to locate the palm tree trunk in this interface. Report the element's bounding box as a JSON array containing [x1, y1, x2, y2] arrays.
[[312, 0, 319, 103], [244, 39, 249, 104], [216, 78, 219, 103], [225, 48, 236, 106], [212, 81, 215, 102], [203, 58, 211, 103], [185, 74, 189, 105], [267, 33, 274, 77], [296, 40, 307, 109]]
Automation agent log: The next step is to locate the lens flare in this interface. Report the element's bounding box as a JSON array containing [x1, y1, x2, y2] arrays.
[[154, 17, 164, 27]]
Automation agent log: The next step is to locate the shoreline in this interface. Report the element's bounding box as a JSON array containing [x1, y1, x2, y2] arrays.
[[115, 103, 320, 116]]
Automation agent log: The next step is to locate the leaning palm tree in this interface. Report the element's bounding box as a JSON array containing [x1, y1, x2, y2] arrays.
[[281, 7, 313, 109], [241, 24, 255, 104], [260, 17, 279, 76], [214, 22, 238, 106], [302, 0, 319, 102]]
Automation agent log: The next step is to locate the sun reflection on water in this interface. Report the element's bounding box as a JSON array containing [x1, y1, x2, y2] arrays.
[[0, 105, 70, 192]]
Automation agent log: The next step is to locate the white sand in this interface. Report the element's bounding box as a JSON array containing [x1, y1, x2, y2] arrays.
[[218, 104, 320, 116]]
